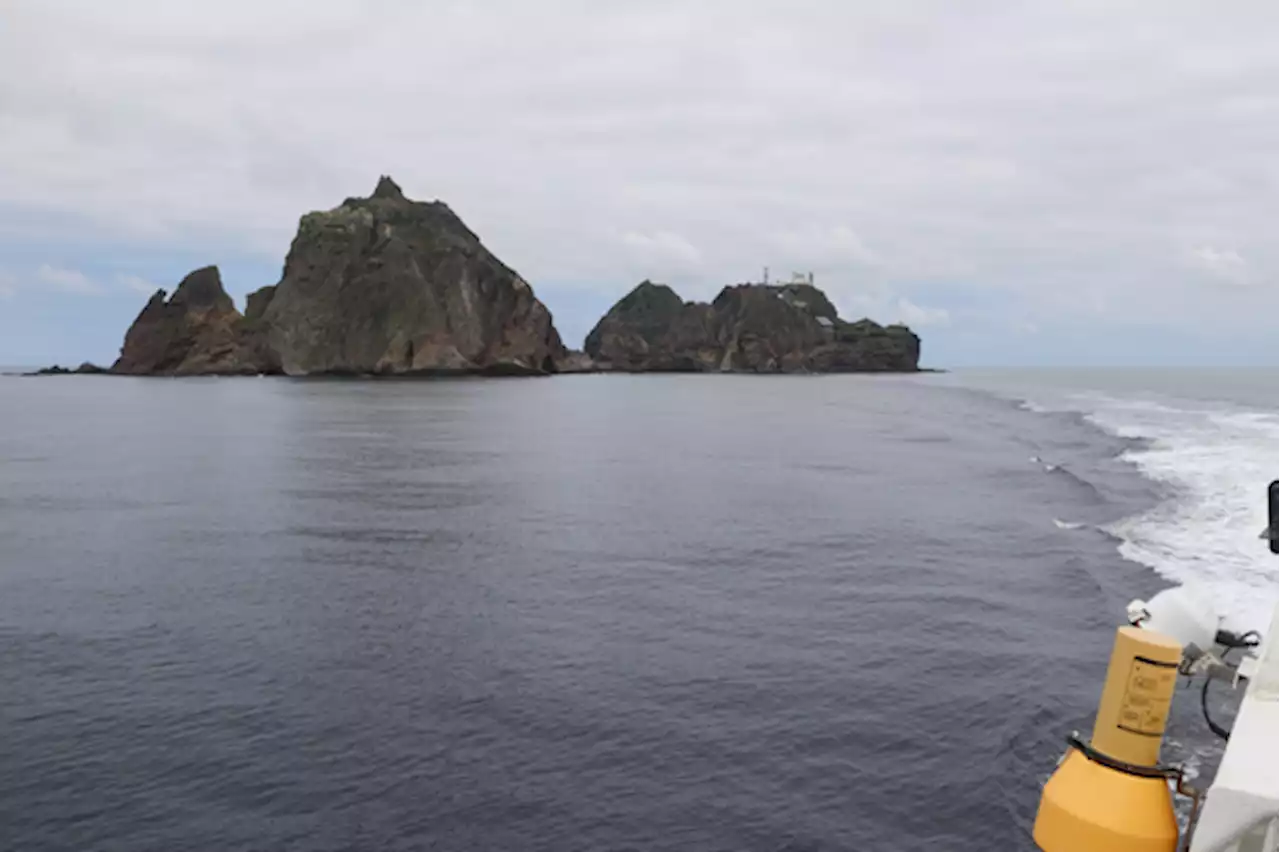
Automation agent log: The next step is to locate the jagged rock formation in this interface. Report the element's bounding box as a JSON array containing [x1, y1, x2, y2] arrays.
[[111, 266, 276, 375], [259, 175, 563, 375], [244, 285, 276, 322], [583, 280, 919, 373], [109, 177, 565, 376]]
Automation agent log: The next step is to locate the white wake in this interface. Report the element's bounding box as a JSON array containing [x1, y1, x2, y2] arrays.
[[1078, 396, 1277, 631]]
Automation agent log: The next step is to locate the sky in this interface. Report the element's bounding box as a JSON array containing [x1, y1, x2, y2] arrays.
[[0, 0, 1276, 368]]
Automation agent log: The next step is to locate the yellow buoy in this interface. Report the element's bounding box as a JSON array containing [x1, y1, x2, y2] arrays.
[[1033, 625, 1183, 852]]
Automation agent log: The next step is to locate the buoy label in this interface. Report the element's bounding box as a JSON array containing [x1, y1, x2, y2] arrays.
[[1116, 655, 1178, 737]]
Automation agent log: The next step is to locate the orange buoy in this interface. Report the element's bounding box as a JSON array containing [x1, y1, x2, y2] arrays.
[[1033, 626, 1183, 852]]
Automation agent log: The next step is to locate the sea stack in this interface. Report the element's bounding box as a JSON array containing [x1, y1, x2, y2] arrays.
[[112, 266, 275, 375]]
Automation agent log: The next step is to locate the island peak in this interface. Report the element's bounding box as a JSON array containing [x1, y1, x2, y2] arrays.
[[371, 174, 406, 201]]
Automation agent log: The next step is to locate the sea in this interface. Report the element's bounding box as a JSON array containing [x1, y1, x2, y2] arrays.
[[0, 367, 1275, 852]]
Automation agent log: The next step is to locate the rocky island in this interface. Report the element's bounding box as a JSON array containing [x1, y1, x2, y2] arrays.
[[80, 177, 920, 377], [583, 280, 919, 373], [111, 177, 565, 376]]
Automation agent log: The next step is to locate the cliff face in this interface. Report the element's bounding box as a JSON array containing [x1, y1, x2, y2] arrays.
[[110, 177, 565, 376], [583, 281, 919, 373], [260, 176, 563, 376], [111, 266, 276, 375]]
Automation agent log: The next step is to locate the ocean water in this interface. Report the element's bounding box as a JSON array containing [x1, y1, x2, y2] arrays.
[[0, 368, 1274, 851], [933, 368, 1279, 632]]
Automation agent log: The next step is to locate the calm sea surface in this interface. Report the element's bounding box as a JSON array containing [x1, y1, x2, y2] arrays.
[[1, 368, 1275, 851]]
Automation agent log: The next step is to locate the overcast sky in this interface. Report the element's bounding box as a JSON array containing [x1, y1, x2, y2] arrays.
[[1, 0, 1275, 366]]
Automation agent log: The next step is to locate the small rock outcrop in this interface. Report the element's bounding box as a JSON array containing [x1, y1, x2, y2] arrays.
[[244, 285, 276, 322], [32, 362, 107, 375], [111, 266, 276, 375], [259, 176, 564, 375], [583, 281, 920, 373]]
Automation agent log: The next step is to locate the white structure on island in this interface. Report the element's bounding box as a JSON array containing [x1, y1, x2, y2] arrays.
[[760, 267, 814, 288]]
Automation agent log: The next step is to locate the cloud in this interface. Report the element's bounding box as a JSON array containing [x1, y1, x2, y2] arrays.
[[620, 230, 702, 268], [36, 264, 102, 294], [1187, 246, 1250, 286], [770, 226, 878, 268], [115, 273, 159, 294], [0, 272, 15, 299], [0, 0, 1275, 362], [893, 298, 951, 328]]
